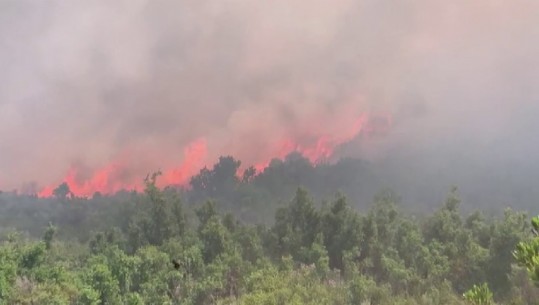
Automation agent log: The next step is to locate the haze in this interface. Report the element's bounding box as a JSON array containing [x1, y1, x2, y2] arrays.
[[1, 0, 538, 209]]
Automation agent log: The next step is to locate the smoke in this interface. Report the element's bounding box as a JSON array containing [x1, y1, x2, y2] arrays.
[[1, 0, 539, 198]]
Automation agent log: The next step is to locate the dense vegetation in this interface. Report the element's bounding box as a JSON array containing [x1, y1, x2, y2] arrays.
[[1, 155, 539, 304]]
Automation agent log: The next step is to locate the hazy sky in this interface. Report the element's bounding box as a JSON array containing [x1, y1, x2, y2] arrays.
[[1, 0, 538, 192]]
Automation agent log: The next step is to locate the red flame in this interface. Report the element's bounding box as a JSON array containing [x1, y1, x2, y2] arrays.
[[249, 113, 391, 172], [38, 160, 141, 198], [38, 138, 209, 198], [161, 138, 208, 187], [37, 185, 55, 198], [36, 113, 391, 198]]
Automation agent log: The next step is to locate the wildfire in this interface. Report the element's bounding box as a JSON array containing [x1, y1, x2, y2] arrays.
[[36, 112, 391, 198], [37, 161, 141, 198], [161, 138, 208, 187], [249, 113, 391, 172]]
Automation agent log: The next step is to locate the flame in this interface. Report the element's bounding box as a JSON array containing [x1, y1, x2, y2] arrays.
[[37, 185, 55, 198], [38, 160, 141, 198], [36, 113, 391, 198], [161, 138, 208, 187], [37, 138, 209, 198], [249, 112, 391, 172]]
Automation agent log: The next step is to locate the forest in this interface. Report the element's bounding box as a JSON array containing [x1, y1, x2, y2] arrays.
[[0, 154, 538, 305], [3, 0, 539, 303]]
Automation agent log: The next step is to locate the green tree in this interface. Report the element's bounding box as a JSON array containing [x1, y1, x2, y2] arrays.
[[199, 217, 230, 263], [272, 188, 320, 259], [145, 172, 173, 246], [320, 194, 362, 270], [514, 215, 539, 286], [42, 222, 57, 250], [463, 283, 494, 305], [486, 209, 528, 297], [82, 259, 121, 305], [0, 245, 17, 302]]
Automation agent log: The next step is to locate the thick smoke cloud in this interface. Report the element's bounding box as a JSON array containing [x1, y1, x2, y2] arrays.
[[1, 0, 538, 201]]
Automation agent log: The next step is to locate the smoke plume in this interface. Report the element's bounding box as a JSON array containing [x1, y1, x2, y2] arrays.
[[1, 1, 538, 200]]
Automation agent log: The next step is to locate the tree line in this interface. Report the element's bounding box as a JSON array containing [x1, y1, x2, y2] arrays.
[[0, 171, 538, 304]]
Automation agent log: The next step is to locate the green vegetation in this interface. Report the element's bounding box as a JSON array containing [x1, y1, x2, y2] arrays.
[[1, 156, 539, 304], [514, 216, 539, 287], [463, 283, 493, 305]]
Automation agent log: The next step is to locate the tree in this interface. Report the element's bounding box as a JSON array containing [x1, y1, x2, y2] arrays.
[[486, 208, 528, 297], [463, 283, 494, 305], [199, 217, 230, 263], [195, 201, 218, 230], [320, 194, 362, 270], [514, 215, 539, 286], [242, 166, 256, 183], [42, 222, 57, 250], [190, 156, 241, 201], [83, 260, 121, 305], [0, 245, 17, 302], [169, 192, 186, 236], [272, 188, 320, 259], [53, 182, 71, 199], [142, 172, 174, 246]]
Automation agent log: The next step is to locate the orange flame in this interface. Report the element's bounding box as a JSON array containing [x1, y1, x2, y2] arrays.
[[161, 138, 208, 187], [249, 112, 391, 172], [37, 113, 391, 198], [38, 138, 208, 198]]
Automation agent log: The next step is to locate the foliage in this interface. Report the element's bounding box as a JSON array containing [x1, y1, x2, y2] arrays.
[[463, 283, 494, 305], [0, 169, 538, 304], [514, 215, 539, 286]]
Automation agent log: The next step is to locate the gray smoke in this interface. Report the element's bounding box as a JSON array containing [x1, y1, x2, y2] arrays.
[[1, 0, 538, 205]]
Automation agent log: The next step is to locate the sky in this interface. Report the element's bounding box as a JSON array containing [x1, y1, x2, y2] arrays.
[[1, 0, 538, 197]]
